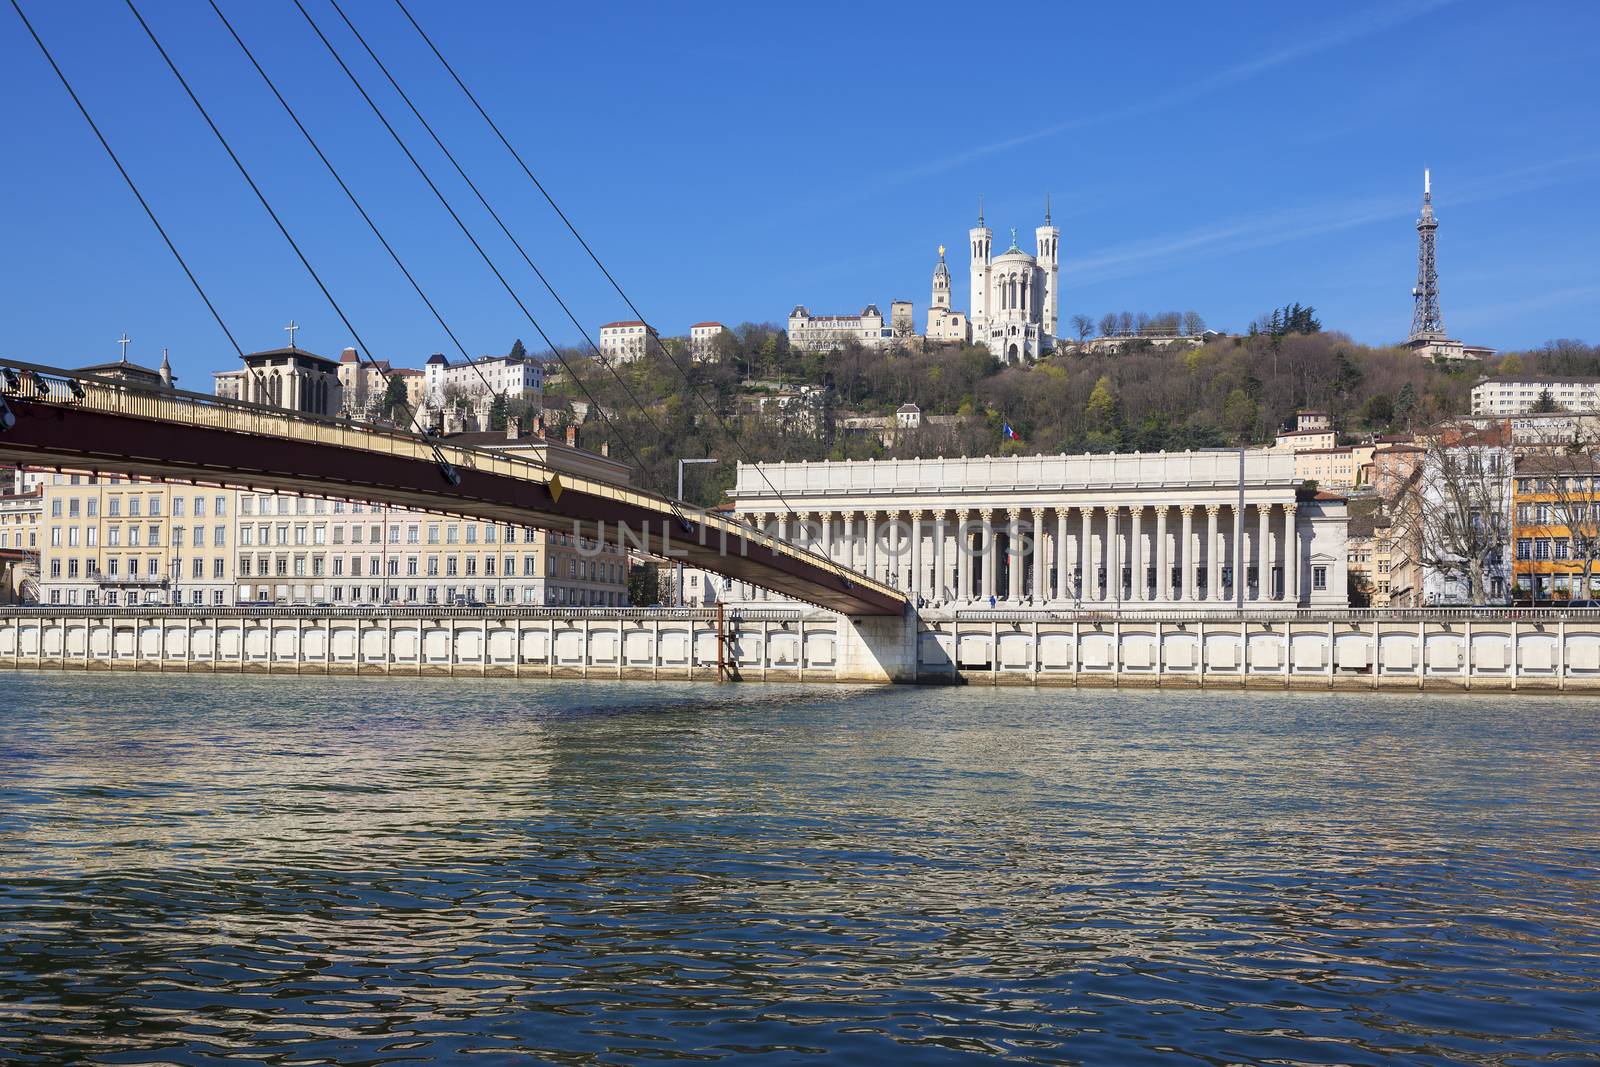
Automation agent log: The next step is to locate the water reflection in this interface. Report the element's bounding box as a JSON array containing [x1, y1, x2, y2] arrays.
[[2, 675, 1598, 1064]]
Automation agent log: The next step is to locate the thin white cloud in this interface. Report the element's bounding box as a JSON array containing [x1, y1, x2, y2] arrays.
[[1068, 151, 1600, 284], [823, 0, 1467, 207]]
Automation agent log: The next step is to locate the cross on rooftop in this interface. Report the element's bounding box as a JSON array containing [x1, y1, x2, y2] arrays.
[[284, 320, 299, 348], [117, 333, 130, 362]]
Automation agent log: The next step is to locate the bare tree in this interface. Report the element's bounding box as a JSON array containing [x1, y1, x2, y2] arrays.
[[1098, 313, 1118, 338], [1404, 435, 1511, 605], [1525, 452, 1600, 601], [1071, 314, 1094, 343], [1182, 310, 1206, 336]]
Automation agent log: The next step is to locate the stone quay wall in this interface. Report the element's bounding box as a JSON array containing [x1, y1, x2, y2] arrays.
[[3, 606, 1600, 692]]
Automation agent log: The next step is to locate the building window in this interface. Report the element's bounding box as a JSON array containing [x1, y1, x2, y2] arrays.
[[1536, 539, 1552, 561], [1517, 538, 1532, 561]]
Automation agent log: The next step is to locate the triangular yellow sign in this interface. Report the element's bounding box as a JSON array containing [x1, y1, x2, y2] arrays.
[[547, 473, 563, 504]]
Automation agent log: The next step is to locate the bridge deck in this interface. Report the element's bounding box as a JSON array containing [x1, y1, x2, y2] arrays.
[[0, 360, 905, 616]]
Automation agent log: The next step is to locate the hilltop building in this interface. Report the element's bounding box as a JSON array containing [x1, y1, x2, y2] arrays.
[[689, 322, 727, 362], [76, 339, 176, 391], [1471, 377, 1600, 416], [598, 321, 659, 364], [422, 352, 543, 427], [787, 305, 891, 352], [212, 345, 342, 417], [969, 198, 1060, 363], [925, 246, 970, 343]]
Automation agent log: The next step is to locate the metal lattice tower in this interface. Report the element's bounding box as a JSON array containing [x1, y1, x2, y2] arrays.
[[1409, 168, 1445, 341]]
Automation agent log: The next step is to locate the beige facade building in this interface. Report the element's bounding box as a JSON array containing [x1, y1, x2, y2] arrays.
[[925, 246, 970, 343], [787, 305, 891, 352], [31, 430, 631, 608], [689, 322, 727, 362], [0, 487, 41, 553], [1471, 376, 1600, 416], [213, 345, 343, 416], [598, 321, 659, 364]]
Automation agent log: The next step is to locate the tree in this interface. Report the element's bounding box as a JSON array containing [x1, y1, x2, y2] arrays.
[[378, 377, 410, 423], [1531, 388, 1562, 413], [1085, 375, 1121, 432], [626, 562, 660, 606], [1496, 353, 1525, 376], [488, 393, 509, 430], [508, 338, 527, 360], [1360, 392, 1395, 429], [1098, 313, 1118, 338], [1406, 437, 1510, 605], [1221, 387, 1259, 441], [1181, 310, 1206, 337], [1070, 314, 1094, 343], [1394, 382, 1418, 428], [1348, 569, 1373, 608], [1117, 311, 1135, 337], [1534, 453, 1600, 601]]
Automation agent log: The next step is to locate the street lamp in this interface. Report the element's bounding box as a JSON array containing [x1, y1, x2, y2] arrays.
[[676, 457, 717, 606]]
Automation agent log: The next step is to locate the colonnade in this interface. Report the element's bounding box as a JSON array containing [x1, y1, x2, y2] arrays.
[[743, 502, 1305, 606]]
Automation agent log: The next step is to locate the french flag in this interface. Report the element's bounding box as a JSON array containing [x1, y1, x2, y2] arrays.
[[1003, 421, 1022, 443]]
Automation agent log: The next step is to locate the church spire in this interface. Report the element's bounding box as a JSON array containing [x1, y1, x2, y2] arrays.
[[1045, 192, 1052, 226], [978, 194, 984, 227]]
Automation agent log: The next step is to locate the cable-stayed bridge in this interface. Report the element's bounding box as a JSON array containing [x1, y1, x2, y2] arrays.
[[0, 361, 906, 617]]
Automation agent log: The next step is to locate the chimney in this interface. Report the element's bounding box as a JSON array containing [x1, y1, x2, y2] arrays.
[[565, 424, 577, 448], [506, 416, 520, 441]]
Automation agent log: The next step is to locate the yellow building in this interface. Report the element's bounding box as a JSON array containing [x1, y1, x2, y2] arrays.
[[1511, 456, 1600, 603]]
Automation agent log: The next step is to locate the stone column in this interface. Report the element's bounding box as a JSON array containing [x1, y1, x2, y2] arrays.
[[910, 511, 924, 601], [1181, 506, 1196, 601], [954, 509, 969, 601], [1256, 504, 1270, 601], [930, 512, 944, 603], [865, 511, 878, 582], [1130, 506, 1145, 601], [1205, 505, 1221, 602], [1055, 507, 1069, 602], [822, 511, 834, 561], [1006, 508, 1022, 602], [1028, 506, 1044, 602], [980, 508, 996, 600], [1107, 506, 1121, 603], [1080, 506, 1095, 601], [1285, 503, 1300, 606], [1155, 505, 1170, 602]]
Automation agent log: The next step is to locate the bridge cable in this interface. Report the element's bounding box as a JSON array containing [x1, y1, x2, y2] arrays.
[[289, 0, 669, 500], [388, 0, 803, 525], [325, 0, 795, 526], [6, 0, 280, 411], [118, 0, 463, 482], [205, 0, 490, 443]]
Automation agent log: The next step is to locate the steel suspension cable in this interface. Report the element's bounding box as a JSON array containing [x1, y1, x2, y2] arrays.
[[206, 0, 483, 435], [388, 0, 801, 523], [8, 0, 278, 406], [289, 0, 667, 491], [120, 0, 452, 467]]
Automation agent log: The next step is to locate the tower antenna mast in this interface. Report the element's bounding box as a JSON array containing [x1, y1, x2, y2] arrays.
[[1409, 168, 1444, 341]]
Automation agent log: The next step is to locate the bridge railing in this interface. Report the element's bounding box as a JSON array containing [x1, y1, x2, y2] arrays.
[[1, 358, 904, 604], [947, 605, 1600, 623], [0, 603, 815, 622]]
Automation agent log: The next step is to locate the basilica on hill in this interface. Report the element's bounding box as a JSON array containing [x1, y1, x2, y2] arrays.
[[925, 198, 1061, 364]]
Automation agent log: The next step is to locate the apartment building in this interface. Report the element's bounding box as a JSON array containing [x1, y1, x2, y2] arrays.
[[1471, 377, 1600, 416]]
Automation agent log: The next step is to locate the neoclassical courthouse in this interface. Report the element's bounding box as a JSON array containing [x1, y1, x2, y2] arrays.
[[685, 450, 1349, 610]]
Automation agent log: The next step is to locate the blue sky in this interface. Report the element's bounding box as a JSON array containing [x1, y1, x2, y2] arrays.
[[3, 0, 1597, 386]]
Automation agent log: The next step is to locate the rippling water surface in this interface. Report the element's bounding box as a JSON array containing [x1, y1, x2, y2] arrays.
[[2, 674, 1598, 1064]]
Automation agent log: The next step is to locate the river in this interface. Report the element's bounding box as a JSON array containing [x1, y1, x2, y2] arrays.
[[1, 674, 1597, 1064]]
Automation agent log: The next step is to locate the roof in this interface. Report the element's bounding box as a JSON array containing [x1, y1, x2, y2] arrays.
[[390, 367, 423, 377], [74, 359, 163, 378], [690, 321, 726, 329], [425, 353, 449, 366], [1476, 376, 1600, 386], [339, 347, 360, 363], [896, 403, 921, 413], [243, 345, 339, 368], [600, 320, 650, 330]]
